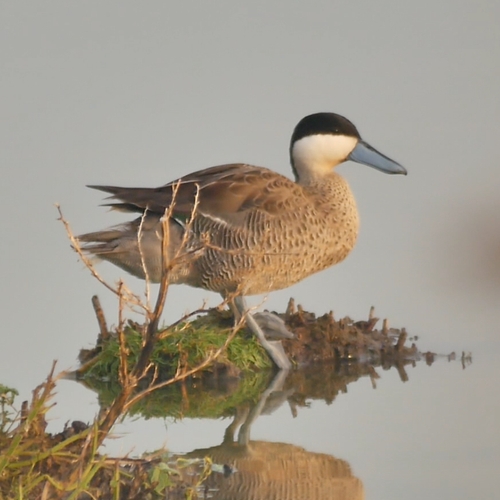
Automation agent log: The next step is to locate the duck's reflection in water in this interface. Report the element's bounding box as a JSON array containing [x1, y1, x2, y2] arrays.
[[183, 371, 364, 500], [78, 348, 430, 497]]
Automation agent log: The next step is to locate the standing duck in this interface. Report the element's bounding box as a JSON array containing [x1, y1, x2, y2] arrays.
[[78, 112, 407, 370]]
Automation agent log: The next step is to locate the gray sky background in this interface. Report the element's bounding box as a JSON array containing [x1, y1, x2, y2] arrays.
[[1, 2, 499, 497]]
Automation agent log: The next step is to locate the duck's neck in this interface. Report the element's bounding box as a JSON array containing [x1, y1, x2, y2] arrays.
[[294, 166, 341, 188]]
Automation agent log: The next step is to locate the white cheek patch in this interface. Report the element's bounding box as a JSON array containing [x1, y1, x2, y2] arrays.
[[292, 134, 358, 170]]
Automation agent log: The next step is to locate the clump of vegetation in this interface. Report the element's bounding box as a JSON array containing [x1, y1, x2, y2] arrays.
[[80, 311, 271, 384], [0, 204, 241, 499], [0, 374, 212, 499]]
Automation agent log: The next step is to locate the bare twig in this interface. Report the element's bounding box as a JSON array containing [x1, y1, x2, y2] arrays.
[[91, 295, 109, 340], [395, 328, 407, 352], [157, 306, 213, 339], [56, 204, 147, 313], [58, 182, 245, 453], [117, 281, 129, 386], [96, 183, 210, 440], [137, 208, 152, 309], [131, 182, 180, 379]]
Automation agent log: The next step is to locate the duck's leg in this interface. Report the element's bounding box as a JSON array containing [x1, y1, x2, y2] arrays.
[[231, 296, 291, 371], [252, 312, 295, 340]]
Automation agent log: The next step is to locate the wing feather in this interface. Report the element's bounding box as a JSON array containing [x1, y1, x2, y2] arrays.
[[89, 163, 302, 222]]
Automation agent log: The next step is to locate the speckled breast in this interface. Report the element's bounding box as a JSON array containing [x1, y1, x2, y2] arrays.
[[179, 175, 360, 296]]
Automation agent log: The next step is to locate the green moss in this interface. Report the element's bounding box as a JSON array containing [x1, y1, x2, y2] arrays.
[[80, 311, 272, 383]]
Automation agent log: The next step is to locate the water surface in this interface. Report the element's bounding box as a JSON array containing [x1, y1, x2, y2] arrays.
[[67, 347, 497, 500]]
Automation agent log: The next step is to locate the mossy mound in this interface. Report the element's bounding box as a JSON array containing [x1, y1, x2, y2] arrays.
[[79, 310, 272, 383], [78, 303, 419, 385]]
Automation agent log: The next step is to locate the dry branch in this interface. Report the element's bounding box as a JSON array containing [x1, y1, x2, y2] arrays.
[[57, 181, 242, 450]]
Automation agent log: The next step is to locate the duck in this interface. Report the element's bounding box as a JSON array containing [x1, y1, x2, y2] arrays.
[[78, 112, 407, 370]]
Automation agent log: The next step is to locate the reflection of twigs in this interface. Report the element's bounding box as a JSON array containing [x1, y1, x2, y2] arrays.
[[461, 351, 472, 369]]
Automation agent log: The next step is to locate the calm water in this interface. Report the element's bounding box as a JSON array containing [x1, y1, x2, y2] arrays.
[[46, 342, 497, 500]]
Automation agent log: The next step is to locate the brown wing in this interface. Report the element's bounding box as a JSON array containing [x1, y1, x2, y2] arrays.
[[89, 163, 301, 221]]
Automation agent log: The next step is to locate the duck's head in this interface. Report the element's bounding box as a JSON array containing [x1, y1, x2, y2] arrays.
[[290, 112, 407, 182]]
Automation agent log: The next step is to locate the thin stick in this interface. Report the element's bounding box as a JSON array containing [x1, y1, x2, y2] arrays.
[[59, 182, 243, 453], [137, 208, 152, 309], [117, 281, 129, 386], [157, 306, 213, 339], [56, 204, 147, 313], [131, 183, 178, 378], [91, 295, 109, 340]]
